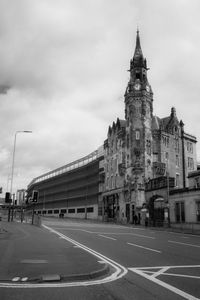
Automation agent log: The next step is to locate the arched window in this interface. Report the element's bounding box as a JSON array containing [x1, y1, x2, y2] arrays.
[[136, 130, 140, 140], [146, 140, 151, 155]]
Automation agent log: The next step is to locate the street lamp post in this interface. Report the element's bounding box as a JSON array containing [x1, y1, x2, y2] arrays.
[[165, 158, 170, 227], [8, 130, 32, 222]]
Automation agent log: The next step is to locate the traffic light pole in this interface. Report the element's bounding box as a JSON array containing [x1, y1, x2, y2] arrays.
[[6, 193, 12, 222], [11, 193, 15, 221], [31, 204, 35, 225], [8, 203, 11, 222], [30, 190, 38, 225]]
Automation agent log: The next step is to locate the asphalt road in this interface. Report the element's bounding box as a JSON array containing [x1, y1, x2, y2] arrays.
[[0, 218, 200, 300]]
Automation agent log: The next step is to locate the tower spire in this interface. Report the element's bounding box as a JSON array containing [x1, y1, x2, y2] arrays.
[[133, 29, 143, 60], [130, 29, 147, 70]]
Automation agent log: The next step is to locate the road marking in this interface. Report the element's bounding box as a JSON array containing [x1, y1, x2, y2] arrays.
[[98, 234, 116, 241], [145, 271, 200, 279], [129, 265, 200, 300], [168, 232, 200, 238], [151, 267, 169, 278], [168, 240, 200, 248], [127, 242, 161, 253], [77, 231, 155, 239], [109, 233, 155, 239], [0, 225, 127, 288], [132, 264, 200, 270], [51, 226, 155, 239], [43, 225, 127, 283]]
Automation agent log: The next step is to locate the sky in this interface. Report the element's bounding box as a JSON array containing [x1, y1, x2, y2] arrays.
[[0, 0, 200, 196]]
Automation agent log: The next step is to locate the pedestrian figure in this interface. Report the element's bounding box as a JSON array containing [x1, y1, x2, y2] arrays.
[[134, 215, 138, 225]]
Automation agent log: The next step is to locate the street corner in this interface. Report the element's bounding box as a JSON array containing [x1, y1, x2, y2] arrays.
[[0, 261, 111, 288], [0, 222, 112, 288]]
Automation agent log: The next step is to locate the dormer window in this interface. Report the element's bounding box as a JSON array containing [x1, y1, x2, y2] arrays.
[[174, 126, 178, 134]]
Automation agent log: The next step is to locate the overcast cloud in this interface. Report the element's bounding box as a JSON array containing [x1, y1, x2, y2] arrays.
[[0, 0, 200, 195]]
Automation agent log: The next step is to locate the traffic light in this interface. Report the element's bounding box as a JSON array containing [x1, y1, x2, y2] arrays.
[[32, 190, 39, 202], [5, 192, 11, 203]]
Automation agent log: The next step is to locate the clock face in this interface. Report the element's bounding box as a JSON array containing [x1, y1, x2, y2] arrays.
[[134, 83, 141, 90], [146, 85, 150, 92]]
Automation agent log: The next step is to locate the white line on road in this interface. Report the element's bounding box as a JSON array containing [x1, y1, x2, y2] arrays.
[[144, 270, 200, 279], [168, 240, 200, 248], [0, 225, 127, 289], [168, 232, 200, 238], [107, 233, 155, 239], [134, 265, 200, 269], [129, 266, 200, 300], [151, 267, 169, 278], [98, 234, 116, 241], [127, 242, 161, 253], [76, 231, 155, 239]]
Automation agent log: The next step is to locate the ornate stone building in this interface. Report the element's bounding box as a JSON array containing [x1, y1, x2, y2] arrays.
[[26, 30, 198, 227], [102, 30, 197, 225], [103, 118, 126, 221]]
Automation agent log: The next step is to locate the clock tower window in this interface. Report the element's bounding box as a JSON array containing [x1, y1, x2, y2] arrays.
[[146, 140, 151, 155], [136, 130, 140, 140], [136, 72, 140, 80]]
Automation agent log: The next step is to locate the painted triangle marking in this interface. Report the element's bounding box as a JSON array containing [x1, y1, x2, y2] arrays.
[[128, 265, 200, 300]]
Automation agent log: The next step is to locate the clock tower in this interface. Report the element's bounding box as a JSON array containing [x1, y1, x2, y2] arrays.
[[124, 30, 153, 213]]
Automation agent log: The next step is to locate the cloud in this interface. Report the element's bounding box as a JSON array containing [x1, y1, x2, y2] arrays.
[[0, 0, 200, 194]]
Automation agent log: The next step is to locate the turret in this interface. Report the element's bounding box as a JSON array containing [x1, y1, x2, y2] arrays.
[[124, 30, 154, 212], [126, 30, 152, 96]]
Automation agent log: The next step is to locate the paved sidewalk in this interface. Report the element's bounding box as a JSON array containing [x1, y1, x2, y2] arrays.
[[0, 220, 108, 283]]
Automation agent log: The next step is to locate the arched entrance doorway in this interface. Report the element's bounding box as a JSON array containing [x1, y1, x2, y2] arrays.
[[148, 194, 165, 226]]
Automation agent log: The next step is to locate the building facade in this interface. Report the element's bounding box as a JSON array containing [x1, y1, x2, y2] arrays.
[[168, 168, 200, 233], [16, 189, 26, 206], [102, 118, 126, 222], [101, 30, 198, 225], [27, 148, 104, 220]]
